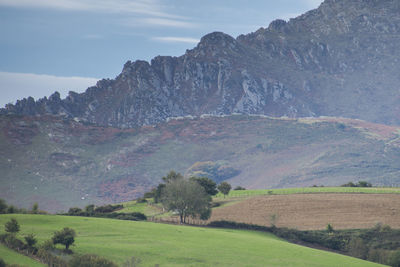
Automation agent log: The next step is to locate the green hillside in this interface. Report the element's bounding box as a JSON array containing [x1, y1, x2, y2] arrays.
[[0, 214, 385, 267], [0, 244, 45, 267], [2, 114, 400, 212]]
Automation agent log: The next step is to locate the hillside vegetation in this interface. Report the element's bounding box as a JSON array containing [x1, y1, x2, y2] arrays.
[[1, 114, 400, 211], [0, 214, 384, 267]]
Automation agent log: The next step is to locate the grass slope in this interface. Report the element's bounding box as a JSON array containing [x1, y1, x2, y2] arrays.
[[216, 187, 400, 198], [0, 244, 45, 267], [0, 214, 384, 267]]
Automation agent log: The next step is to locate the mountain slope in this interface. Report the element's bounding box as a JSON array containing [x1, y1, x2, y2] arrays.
[[3, 0, 400, 127], [1, 114, 400, 211]]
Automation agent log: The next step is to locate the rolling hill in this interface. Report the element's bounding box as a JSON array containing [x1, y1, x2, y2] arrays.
[[0, 214, 385, 267], [1, 114, 400, 211]]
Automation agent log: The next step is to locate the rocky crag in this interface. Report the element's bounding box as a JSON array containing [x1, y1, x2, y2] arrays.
[[3, 0, 400, 128]]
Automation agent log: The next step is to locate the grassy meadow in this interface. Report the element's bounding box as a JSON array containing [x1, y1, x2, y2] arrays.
[[216, 187, 400, 199], [0, 244, 45, 267], [0, 214, 385, 267]]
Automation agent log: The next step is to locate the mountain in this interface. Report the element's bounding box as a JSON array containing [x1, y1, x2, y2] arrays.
[[1, 114, 400, 212], [3, 0, 400, 127]]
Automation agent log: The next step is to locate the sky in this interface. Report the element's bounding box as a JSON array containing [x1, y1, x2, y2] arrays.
[[0, 0, 323, 107]]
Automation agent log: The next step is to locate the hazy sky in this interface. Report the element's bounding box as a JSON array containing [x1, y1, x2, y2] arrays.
[[0, 0, 323, 107]]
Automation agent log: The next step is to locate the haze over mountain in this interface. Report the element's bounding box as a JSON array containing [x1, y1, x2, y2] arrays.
[[2, 0, 400, 127], [2, 0, 400, 211]]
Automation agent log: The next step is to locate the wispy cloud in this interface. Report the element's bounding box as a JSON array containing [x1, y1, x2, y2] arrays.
[[135, 17, 197, 28], [0, 72, 98, 107], [152, 36, 199, 44], [0, 0, 180, 19], [0, 0, 196, 28]]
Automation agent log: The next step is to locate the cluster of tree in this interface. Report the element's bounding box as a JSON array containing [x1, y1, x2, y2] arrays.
[[341, 181, 373, 187], [0, 199, 46, 215], [65, 204, 146, 221], [144, 171, 233, 224]]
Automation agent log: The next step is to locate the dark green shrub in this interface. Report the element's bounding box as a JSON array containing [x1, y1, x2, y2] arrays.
[[68, 207, 83, 215], [143, 191, 154, 198], [5, 218, 20, 234], [136, 197, 147, 203], [234, 186, 246, 190], [326, 223, 334, 233], [37, 248, 68, 267], [94, 204, 123, 213], [2, 234, 26, 250], [390, 250, 400, 267], [0, 199, 7, 214], [24, 233, 37, 247], [347, 237, 369, 260], [69, 254, 118, 267], [0, 258, 5, 267]]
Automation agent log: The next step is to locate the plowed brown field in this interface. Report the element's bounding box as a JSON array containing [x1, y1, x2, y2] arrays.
[[210, 194, 400, 230]]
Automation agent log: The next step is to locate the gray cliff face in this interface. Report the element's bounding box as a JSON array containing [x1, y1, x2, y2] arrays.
[[3, 0, 400, 127]]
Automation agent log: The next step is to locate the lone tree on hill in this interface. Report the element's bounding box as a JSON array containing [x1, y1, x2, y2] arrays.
[[190, 176, 218, 196], [52, 227, 76, 250], [218, 182, 232, 198], [161, 178, 212, 224], [5, 218, 20, 234]]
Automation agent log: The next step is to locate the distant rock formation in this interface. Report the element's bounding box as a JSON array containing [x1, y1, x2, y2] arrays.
[[3, 0, 400, 127]]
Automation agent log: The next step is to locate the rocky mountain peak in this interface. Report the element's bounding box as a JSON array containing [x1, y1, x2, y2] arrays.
[[3, 0, 400, 127]]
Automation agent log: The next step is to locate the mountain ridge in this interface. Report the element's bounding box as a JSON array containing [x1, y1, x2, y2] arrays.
[[3, 0, 400, 128]]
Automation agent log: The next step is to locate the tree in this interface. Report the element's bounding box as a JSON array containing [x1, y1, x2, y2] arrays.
[[162, 170, 183, 183], [85, 204, 95, 215], [5, 218, 20, 234], [24, 233, 37, 247], [218, 182, 232, 198], [52, 227, 76, 250], [161, 179, 212, 224], [31, 202, 39, 214], [153, 183, 166, 203], [190, 176, 218, 196], [0, 199, 7, 214]]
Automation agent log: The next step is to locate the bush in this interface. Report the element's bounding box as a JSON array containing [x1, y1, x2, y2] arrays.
[[5, 218, 20, 234], [0, 258, 5, 267], [94, 204, 123, 213], [68, 207, 83, 215], [39, 239, 55, 250], [24, 233, 37, 247], [326, 223, 334, 233], [234, 186, 246, 190], [143, 191, 154, 198], [136, 197, 147, 203], [0, 199, 7, 214], [1, 233, 26, 251], [390, 250, 400, 267], [36, 248, 68, 267], [69, 254, 118, 267]]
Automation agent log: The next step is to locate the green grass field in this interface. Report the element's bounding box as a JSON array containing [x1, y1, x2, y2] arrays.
[[0, 214, 385, 267], [216, 187, 400, 198], [0, 244, 45, 267]]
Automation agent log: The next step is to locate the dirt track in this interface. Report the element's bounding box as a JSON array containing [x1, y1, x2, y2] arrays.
[[210, 194, 400, 230]]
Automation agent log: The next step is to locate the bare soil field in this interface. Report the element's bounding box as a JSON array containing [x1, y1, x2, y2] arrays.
[[210, 194, 400, 230]]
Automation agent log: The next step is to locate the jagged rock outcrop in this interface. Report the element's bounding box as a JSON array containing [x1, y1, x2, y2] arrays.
[[3, 0, 400, 127]]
